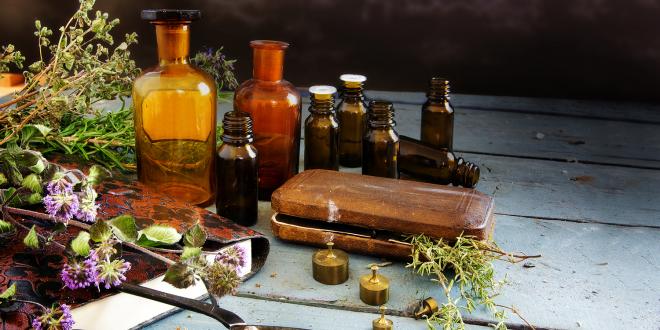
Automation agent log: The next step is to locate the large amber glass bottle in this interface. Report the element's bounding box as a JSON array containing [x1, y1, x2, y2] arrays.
[[234, 40, 301, 200], [337, 74, 368, 167], [133, 10, 217, 206], [421, 77, 454, 151], [399, 135, 480, 188], [363, 101, 399, 178], [304, 86, 340, 171]]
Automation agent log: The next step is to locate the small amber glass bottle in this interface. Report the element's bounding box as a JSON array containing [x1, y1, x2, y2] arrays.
[[421, 77, 454, 151], [304, 86, 340, 171], [234, 40, 302, 200], [216, 111, 259, 226], [337, 74, 368, 168], [363, 101, 399, 178], [399, 135, 480, 188], [133, 10, 216, 206]]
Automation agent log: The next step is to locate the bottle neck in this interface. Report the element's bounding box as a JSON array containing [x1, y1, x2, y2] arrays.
[[453, 158, 480, 188], [368, 101, 395, 129], [427, 78, 450, 102], [341, 84, 365, 100], [253, 48, 284, 81], [310, 97, 335, 115], [155, 23, 190, 65], [222, 112, 254, 145]]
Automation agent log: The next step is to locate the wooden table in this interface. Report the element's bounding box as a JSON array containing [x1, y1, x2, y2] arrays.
[[103, 91, 660, 329]]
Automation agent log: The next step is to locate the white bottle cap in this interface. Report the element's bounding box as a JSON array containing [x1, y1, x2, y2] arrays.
[[309, 85, 337, 95], [339, 74, 367, 83]]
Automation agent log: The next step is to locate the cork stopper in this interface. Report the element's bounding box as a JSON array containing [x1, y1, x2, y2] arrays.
[[372, 305, 393, 330], [312, 242, 349, 285], [360, 265, 389, 306]]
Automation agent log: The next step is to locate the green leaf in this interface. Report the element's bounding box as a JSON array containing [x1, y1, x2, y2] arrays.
[[25, 192, 43, 205], [71, 231, 91, 257], [183, 223, 207, 248], [23, 225, 39, 249], [31, 124, 52, 137], [0, 220, 13, 234], [20, 174, 42, 193], [137, 225, 182, 247], [0, 173, 6, 186], [163, 262, 195, 289], [89, 220, 112, 242], [108, 214, 137, 242], [0, 283, 16, 300], [180, 246, 202, 261], [86, 165, 111, 186]]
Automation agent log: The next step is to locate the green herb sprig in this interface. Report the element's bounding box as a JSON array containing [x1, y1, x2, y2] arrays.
[[407, 234, 540, 330]]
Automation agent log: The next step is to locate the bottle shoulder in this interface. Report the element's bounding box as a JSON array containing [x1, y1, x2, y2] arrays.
[[422, 100, 454, 113], [133, 63, 216, 95], [234, 79, 301, 108], [218, 143, 258, 159], [305, 113, 339, 127], [365, 127, 399, 142]]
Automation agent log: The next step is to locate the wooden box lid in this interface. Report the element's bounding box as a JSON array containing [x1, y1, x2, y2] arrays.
[[271, 170, 495, 240]]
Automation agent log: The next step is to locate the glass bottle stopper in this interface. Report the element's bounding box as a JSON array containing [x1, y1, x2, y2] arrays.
[[360, 265, 390, 306], [372, 305, 393, 330], [340, 74, 367, 88], [309, 85, 337, 100], [312, 242, 349, 285]]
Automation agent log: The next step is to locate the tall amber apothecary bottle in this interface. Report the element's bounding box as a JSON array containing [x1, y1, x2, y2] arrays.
[[132, 9, 217, 207], [234, 40, 302, 200], [337, 74, 368, 168], [421, 77, 454, 151]]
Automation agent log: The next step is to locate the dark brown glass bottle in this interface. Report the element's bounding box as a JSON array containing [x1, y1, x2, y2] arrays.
[[399, 135, 480, 188], [234, 40, 302, 200], [216, 111, 259, 226], [363, 101, 399, 178], [304, 86, 340, 171], [337, 74, 368, 167], [421, 77, 454, 151]]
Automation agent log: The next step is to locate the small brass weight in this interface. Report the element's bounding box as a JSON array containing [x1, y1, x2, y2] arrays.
[[312, 242, 349, 285], [372, 305, 393, 330], [360, 265, 390, 305]]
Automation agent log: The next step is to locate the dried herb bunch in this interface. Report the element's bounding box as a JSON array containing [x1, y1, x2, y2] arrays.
[[408, 234, 540, 330], [0, 0, 139, 169], [192, 47, 239, 101]]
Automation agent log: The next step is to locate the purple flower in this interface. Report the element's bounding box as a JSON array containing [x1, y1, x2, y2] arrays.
[[97, 258, 131, 289], [43, 188, 79, 221], [60, 257, 99, 290], [75, 186, 99, 223], [46, 176, 73, 195], [215, 245, 247, 271], [31, 303, 75, 330]]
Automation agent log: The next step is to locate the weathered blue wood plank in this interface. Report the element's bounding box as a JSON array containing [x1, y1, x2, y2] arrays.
[[142, 296, 493, 330]]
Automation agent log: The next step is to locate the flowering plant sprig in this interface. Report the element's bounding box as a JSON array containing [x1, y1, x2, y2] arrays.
[[163, 222, 247, 297]]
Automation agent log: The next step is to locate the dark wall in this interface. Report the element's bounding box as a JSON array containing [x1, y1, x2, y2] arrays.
[[1, 0, 659, 101]]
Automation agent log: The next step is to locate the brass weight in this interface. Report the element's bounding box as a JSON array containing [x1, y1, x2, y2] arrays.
[[360, 265, 389, 305], [414, 297, 439, 319], [312, 242, 349, 285], [372, 305, 393, 330]]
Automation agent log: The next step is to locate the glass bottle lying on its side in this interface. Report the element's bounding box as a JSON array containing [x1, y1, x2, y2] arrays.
[[132, 9, 217, 207], [399, 135, 479, 188]]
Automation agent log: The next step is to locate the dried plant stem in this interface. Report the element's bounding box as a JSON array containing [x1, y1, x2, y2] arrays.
[[0, 90, 39, 109], [495, 304, 536, 330], [4, 206, 176, 266]]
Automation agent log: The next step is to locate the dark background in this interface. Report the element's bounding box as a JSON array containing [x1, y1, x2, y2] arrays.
[[1, 0, 659, 101]]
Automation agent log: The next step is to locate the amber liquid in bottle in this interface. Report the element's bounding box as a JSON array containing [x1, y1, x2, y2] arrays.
[[363, 101, 399, 178], [337, 74, 368, 168], [421, 77, 454, 151], [399, 135, 480, 188], [234, 40, 301, 200], [304, 86, 340, 171], [133, 10, 216, 206], [216, 111, 259, 226]]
